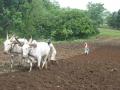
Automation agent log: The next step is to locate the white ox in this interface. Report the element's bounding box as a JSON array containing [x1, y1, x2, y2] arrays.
[[3, 34, 28, 68], [22, 40, 56, 72]]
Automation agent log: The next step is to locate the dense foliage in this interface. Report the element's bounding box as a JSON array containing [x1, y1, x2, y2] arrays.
[[107, 9, 120, 29], [87, 2, 105, 27], [0, 0, 101, 40]]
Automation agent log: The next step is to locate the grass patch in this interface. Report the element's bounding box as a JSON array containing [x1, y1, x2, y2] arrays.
[[98, 28, 120, 38], [54, 28, 120, 44]]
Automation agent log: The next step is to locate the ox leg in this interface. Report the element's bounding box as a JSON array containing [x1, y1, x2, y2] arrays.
[[10, 55, 14, 69], [29, 61, 32, 72], [42, 55, 48, 69], [26, 58, 32, 72], [45, 61, 48, 69], [18, 54, 23, 66], [22, 58, 25, 66], [45, 60, 48, 69], [20, 55, 23, 66], [38, 56, 42, 70]]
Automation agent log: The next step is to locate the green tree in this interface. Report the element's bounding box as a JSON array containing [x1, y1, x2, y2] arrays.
[[0, 0, 99, 41], [52, 9, 98, 40], [87, 2, 105, 27], [0, 0, 32, 37], [107, 9, 120, 29]]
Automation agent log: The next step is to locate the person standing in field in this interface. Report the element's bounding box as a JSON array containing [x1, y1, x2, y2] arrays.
[[84, 42, 89, 55]]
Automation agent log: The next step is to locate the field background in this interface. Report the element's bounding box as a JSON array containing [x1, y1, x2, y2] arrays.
[[0, 28, 120, 90]]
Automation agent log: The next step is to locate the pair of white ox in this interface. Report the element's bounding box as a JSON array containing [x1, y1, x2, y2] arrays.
[[4, 34, 56, 72]]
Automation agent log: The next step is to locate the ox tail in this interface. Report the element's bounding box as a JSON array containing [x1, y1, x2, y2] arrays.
[[48, 42, 56, 61]]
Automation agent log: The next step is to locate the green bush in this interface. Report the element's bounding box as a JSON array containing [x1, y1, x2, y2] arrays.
[[51, 9, 98, 40], [0, 0, 99, 41]]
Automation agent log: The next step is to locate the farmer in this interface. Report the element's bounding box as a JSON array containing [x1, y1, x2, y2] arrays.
[[84, 42, 89, 55]]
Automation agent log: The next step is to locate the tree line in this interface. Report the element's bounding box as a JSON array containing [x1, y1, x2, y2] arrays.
[[107, 10, 120, 29], [0, 0, 107, 40]]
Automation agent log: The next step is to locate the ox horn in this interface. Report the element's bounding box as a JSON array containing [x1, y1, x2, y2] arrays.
[[31, 36, 32, 40], [6, 32, 9, 40], [29, 36, 32, 44], [10, 34, 15, 41]]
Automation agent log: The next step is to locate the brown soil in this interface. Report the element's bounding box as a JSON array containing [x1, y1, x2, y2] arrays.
[[0, 41, 120, 90]]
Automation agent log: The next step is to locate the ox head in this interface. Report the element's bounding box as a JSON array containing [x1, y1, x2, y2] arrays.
[[22, 43, 30, 57], [22, 37, 37, 58], [4, 34, 15, 54], [4, 40, 12, 54], [3, 33, 23, 54]]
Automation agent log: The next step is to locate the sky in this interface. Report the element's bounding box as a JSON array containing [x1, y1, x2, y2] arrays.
[[51, 0, 120, 12]]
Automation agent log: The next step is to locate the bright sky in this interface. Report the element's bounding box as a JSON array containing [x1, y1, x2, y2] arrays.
[[52, 0, 120, 12]]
